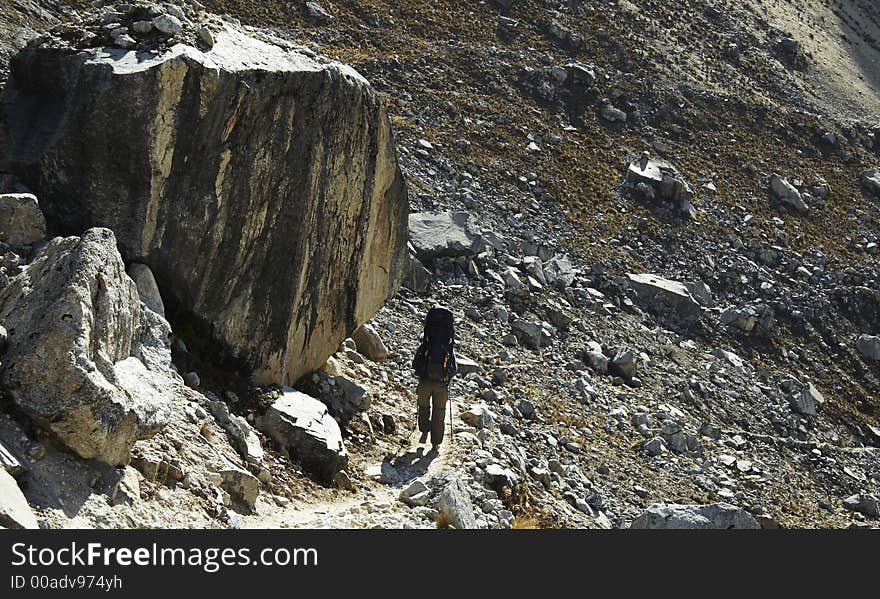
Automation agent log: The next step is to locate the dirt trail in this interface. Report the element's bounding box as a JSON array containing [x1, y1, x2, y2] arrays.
[[241, 397, 463, 529]]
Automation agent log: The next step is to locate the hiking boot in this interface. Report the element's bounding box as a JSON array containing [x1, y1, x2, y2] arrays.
[[432, 443, 441, 452], [419, 432, 429, 444]]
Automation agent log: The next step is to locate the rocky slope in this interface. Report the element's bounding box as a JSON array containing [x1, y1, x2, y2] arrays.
[[0, 0, 877, 530]]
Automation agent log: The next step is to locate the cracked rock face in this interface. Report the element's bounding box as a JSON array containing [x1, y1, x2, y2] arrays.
[[1, 25, 409, 386], [0, 228, 174, 465]]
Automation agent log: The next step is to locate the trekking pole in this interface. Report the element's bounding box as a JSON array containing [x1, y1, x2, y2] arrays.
[[449, 389, 453, 449]]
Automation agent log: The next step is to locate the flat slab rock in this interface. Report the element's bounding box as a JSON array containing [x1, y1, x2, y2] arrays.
[[626, 273, 702, 318], [630, 502, 760, 529], [408, 211, 485, 261]]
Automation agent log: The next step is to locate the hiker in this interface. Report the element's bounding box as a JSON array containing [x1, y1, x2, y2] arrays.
[[412, 306, 457, 451]]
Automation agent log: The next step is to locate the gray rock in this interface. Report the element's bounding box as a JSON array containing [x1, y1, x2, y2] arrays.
[[436, 477, 477, 529], [626, 273, 702, 319], [515, 398, 536, 419], [564, 62, 596, 88], [132, 20, 153, 34], [460, 404, 496, 430], [600, 103, 627, 123], [511, 319, 554, 349], [196, 26, 214, 47], [683, 280, 715, 308], [0, 440, 23, 477], [503, 267, 525, 289], [456, 354, 481, 375], [402, 252, 432, 293], [643, 437, 666, 456], [860, 169, 880, 197], [630, 503, 760, 529], [110, 466, 141, 506], [610, 348, 638, 379], [855, 335, 880, 361], [3, 26, 408, 388], [218, 466, 260, 512], [484, 463, 518, 488], [0, 468, 38, 528], [305, 1, 334, 23], [720, 304, 774, 337], [127, 262, 165, 317], [255, 389, 348, 485], [0, 229, 174, 465], [713, 348, 746, 371], [114, 34, 137, 49], [335, 375, 370, 412], [543, 256, 575, 287], [769, 174, 808, 213], [0, 193, 46, 245], [409, 212, 484, 261], [152, 14, 183, 35], [626, 157, 694, 205], [843, 494, 879, 518], [207, 400, 264, 464], [399, 480, 431, 506], [351, 324, 389, 361], [791, 383, 823, 416]]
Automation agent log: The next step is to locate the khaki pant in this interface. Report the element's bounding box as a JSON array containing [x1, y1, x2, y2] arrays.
[[416, 378, 448, 445]]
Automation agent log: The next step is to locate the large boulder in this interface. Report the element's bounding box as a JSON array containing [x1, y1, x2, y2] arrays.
[[408, 212, 485, 261], [254, 389, 347, 485], [630, 503, 760, 529], [0, 228, 174, 465], [0, 193, 46, 246], [1, 25, 408, 387], [626, 273, 702, 319]]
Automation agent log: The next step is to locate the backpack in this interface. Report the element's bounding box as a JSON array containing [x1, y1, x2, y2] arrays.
[[413, 307, 457, 383]]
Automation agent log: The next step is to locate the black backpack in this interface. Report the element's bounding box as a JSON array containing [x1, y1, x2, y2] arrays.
[[413, 307, 457, 383]]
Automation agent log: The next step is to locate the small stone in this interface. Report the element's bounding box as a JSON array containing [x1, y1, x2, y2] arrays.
[[644, 437, 666, 456], [132, 20, 153, 34], [183, 371, 200, 388], [152, 14, 183, 36], [334, 470, 353, 491], [305, 2, 334, 23], [197, 26, 215, 47], [600, 103, 627, 123]]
